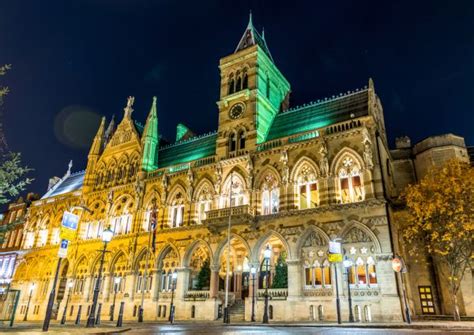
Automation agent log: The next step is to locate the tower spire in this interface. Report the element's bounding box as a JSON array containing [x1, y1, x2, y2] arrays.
[[235, 12, 273, 62], [89, 117, 106, 156], [141, 96, 159, 171]]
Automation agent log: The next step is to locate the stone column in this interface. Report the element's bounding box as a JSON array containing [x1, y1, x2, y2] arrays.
[[102, 274, 110, 301], [209, 265, 220, 299], [287, 259, 302, 300], [124, 272, 135, 302], [234, 271, 242, 300]]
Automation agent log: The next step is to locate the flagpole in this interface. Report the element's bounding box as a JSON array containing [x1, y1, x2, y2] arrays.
[[138, 202, 155, 322], [224, 172, 233, 324]]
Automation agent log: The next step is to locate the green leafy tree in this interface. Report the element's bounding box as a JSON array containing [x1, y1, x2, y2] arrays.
[[271, 252, 288, 288], [0, 64, 33, 204], [400, 160, 473, 321], [196, 258, 211, 290]]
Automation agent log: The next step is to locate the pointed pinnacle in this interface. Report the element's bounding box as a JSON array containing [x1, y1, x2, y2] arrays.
[[248, 10, 253, 28]]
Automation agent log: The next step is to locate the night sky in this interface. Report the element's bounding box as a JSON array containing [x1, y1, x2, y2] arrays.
[[1, 0, 473, 195]]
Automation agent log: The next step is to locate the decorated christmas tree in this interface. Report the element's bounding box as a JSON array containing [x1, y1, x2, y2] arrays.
[[196, 258, 211, 290], [271, 252, 288, 288]]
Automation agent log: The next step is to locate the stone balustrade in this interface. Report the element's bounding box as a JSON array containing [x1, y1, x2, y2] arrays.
[[257, 288, 288, 300], [205, 205, 254, 220], [184, 290, 210, 301]]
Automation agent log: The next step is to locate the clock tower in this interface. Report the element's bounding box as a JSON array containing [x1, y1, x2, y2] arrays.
[[216, 14, 291, 159]]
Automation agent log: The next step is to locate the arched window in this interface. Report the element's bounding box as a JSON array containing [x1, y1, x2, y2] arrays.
[[238, 130, 246, 150], [196, 184, 213, 224], [169, 192, 184, 228], [261, 174, 279, 215], [220, 173, 247, 208], [242, 72, 248, 89], [112, 198, 133, 235], [296, 163, 319, 209], [367, 256, 377, 285], [337, 155, 364, 203], [228, 77, 235, 95], [236, 76, 242, 92], [229, 133, 237, 152]]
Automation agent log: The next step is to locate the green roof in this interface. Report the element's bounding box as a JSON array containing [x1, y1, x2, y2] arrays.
[[266, 89, 369, 141], [157, 132, 217, 168]]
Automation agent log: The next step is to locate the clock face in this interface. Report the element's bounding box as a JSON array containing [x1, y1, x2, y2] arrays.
[[229, 103, 245, 120]]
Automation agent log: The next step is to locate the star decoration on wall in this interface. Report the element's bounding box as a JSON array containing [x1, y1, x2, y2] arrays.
[[350, 247, 357, 255], [361, 247, 368, 254]]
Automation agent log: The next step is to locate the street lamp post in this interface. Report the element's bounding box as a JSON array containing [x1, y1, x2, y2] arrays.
[[343, 257, 355, 323], [262, 245, 271, 324], [60, 281, 74, 324], [250, 266, 256, 322], [86, 227, 114, 328], [23, 283, 35, 321], [169, 271, 178, 324], [110, 277, 121, 321]]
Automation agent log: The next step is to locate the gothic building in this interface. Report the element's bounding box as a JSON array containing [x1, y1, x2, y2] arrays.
[[5, 16, 472, 323]]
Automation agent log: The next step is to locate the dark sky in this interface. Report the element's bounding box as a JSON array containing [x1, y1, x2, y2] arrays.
[[1, 0, 473, 195]]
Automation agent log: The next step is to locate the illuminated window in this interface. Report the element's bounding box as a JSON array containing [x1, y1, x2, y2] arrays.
[[296, 163, 319, 209], [338, 156, 364, 203], [196, 184, 213, 224], [24, 232, 35, 249], [221, 174, 247, 208], [262, 187, 279, 215], [51, 228, 60, 245], [367, 256, 377, 285], [37, 229, 48, 247]]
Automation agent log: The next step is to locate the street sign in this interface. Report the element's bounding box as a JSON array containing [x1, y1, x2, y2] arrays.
[[60, 211, 79, 241], [329, 241, 342, 254], [58, 239, 69, 258], [328, 253, 343, 263], [392, 256, 407, 273]]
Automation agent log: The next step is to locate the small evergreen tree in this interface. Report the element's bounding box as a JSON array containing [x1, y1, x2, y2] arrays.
[[196, 258, 211, 290], [271, 253, 288, 288]]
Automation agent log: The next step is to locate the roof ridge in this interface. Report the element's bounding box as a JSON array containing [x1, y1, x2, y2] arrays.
[[282, 86, 368, 115], [159, 130, 218, 150]]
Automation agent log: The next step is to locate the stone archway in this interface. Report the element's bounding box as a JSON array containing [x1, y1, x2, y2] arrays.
[[217, 237, 251, 301]]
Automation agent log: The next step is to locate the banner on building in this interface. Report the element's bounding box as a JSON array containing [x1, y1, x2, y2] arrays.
[[60, 211, 79, 241]]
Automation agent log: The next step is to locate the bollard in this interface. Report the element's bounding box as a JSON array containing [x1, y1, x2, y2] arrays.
[[95, 303, 102, 325], [116, 302, 124, 327], [75, 305, 82, 325]]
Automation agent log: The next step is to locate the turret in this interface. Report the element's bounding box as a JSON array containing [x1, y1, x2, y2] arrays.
[[84, 117, 105, 189], [141, 96, 159, 171]]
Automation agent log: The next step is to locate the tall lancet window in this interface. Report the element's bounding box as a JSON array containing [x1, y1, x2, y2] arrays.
[[296, 163, 319, 209], [261, 174, 279, 215], [337, 156, 364, 203], [170, 192, 185, 228]]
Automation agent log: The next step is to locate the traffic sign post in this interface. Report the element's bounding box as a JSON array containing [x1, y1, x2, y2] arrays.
[[58, 239, 69, 258], [392, 255, 411, 324], [43, 211, 80, 331], [328, 240, 342, 324]]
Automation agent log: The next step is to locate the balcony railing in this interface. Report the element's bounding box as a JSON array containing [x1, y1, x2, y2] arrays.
[[184, 290, 210, 301], [257, 288, 288, 300], [205, 204, 254, 220]]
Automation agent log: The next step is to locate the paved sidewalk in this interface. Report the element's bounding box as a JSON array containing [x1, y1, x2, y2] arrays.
[[1, 320, 473, 334]]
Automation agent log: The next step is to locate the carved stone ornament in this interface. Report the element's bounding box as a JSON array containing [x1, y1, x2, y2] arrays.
[[319, 140, 329, 177], [344, 227, 372, 243]]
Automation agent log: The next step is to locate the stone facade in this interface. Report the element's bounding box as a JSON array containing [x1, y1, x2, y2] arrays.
[[3, 17, 472, 324]]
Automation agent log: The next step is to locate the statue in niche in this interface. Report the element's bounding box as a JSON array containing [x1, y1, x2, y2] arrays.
[[319, 140, 329, 177], [134, 179, 145, 208], [246, 155, 254, 189], [161, 173, 168, 205], [363, 141, 374, 169], [280, 149, 289, 184]]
